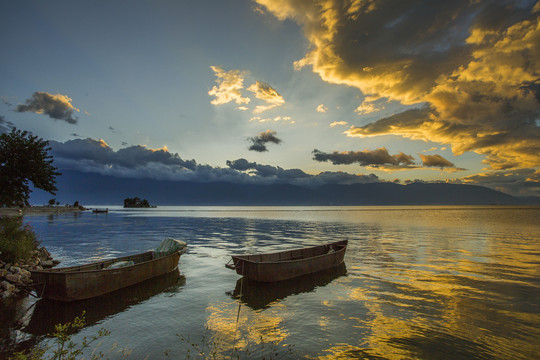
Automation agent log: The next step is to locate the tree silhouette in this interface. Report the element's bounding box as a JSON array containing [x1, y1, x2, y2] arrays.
[[0, 128, 61, 207]]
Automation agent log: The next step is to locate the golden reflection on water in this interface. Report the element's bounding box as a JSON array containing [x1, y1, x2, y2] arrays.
[[318, 245, 540, 359], [205, 300, 289, 353], [201, 224, 540, 360], [17, 206, 539, 359]]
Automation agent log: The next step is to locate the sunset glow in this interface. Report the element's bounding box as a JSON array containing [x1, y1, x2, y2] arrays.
[[1, 0, 538, 196]]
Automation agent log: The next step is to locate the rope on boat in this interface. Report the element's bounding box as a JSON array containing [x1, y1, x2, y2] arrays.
[[12, 282, 45, 328], [231, 264, 245, 359]]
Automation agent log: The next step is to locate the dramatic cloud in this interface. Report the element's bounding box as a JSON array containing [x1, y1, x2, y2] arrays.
[[247, 81, 285, 113], [15, 92, 80, 124], [256, 0, 540, 172], [248, 130, 282, 152], [208, 66, 250, 105], [313, 148, 416, 169]]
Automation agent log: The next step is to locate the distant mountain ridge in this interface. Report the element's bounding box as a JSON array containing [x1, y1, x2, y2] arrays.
[[30, 170, 538, 206]]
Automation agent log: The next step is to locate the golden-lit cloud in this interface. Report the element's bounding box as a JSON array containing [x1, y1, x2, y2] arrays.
[[317, 104, 328, 113], [256, 1, 540, 174], [249, 115, 294, 124], [208, 66, 251, 105], [419, 154, 454, 168], [15, 91, 80, 124], [208, 68, 286, 115], [247, 81, 285, 113], [458, 168, 540, 196], [330, 120, 348, 127], [355, 99, 384, 115], [419, 154, 466, 172]]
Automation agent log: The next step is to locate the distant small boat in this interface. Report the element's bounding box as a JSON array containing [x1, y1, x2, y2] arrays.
[[226, 240, 348, 282], [92, 208, 108, 213], [31, 239, 187, 302]]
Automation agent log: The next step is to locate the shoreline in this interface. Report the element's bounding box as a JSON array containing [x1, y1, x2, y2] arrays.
[[1, 247, 58, 300], [0, 206, 87, 217]]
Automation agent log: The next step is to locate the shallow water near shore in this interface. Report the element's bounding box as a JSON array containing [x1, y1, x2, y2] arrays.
[[1, 206, 540, 359]]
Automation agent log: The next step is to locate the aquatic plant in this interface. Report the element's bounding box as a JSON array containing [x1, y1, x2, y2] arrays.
[[176, 326, 297, 359], [9, 312, 110, 360]]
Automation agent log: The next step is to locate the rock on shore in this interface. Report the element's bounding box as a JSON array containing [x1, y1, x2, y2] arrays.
[[0, 247, 59, 299]]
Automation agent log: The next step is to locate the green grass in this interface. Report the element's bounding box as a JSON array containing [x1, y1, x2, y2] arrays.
[[0, 216, 40, 263]]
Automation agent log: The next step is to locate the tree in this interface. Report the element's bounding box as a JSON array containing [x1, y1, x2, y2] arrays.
[[0, 128, 61, 207], [123, 197, 152, 208]]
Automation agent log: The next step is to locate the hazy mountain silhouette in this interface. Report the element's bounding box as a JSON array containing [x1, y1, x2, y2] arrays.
[[30, 170, 537, 206]]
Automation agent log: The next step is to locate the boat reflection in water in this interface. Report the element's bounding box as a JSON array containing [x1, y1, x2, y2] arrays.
[[229, 263, 347, 310], [25, 269, 185, 336]]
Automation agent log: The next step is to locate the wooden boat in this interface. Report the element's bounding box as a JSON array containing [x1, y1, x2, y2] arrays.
[[31, 239, 187, 302], [226, 240, 348, 282], [92, 208, 108, 213]]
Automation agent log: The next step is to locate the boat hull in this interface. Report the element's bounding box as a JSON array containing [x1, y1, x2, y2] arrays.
[[228, 240, 347, 282], [31, 251, 181, 302]]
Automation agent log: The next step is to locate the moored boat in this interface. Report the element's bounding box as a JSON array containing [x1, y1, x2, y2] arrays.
[[225, 240, 348, 282], [31, 238, 187, 301]]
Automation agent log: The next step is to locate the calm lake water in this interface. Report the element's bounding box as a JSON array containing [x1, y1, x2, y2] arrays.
[[1, 206, 540, 359]]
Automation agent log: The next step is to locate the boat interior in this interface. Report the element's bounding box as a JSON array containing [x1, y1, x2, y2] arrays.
[[34, 252, 154, 273], [240, 242, 347, 263]]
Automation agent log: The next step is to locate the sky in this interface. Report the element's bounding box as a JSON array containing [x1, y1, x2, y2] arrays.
[[1, 0, 539, 197]]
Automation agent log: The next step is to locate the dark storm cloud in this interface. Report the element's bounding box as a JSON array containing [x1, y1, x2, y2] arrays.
[[312, 148, 415, 168], [47, 138, 382, 187], [15, 92, 79, 124], [458, 168, 540, 196], [248, 130, 282, 152], [227, 158, 309, 179], [226, 158, 380, 187], [49, 138, 202, 180]]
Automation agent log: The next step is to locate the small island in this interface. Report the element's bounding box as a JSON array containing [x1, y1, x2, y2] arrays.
[[123, 197, 156, 208]]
